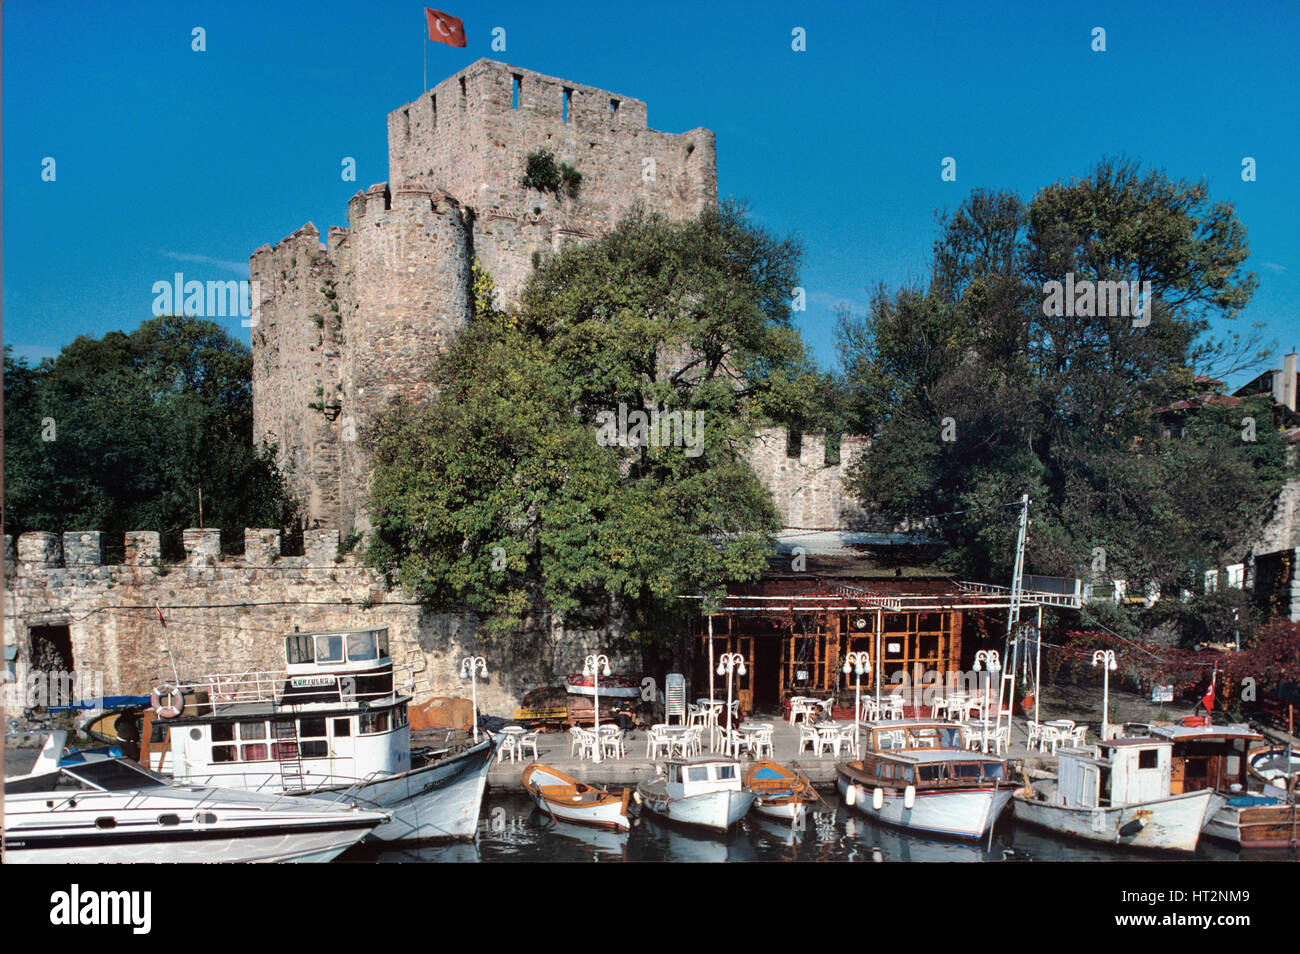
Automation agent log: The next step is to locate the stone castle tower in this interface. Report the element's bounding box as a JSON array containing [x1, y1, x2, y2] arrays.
[[251, 59, 718, 531]]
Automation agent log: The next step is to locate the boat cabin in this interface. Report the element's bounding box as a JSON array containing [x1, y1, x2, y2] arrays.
[[663, 759, 743, 798], [1055, 740, 1172, 809], [842, 719, 1005, 792], [1148, 723, 1262, 795], [153, 627, 413, 790]]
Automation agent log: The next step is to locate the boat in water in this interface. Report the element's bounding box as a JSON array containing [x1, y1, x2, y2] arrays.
[[837, 719, 1012, 841], [144, 626, 494, 841], [1141, 723, 1299, 850], [521, 762, 632, 831], [1012, 738, 1221, 853], [743, 760, 819, 826], [1248, 743, 1299, 799], [636, 757, 755, 834], [4, 733, 388, 863]]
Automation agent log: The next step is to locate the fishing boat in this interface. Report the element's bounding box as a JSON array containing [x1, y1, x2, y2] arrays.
[[4, 733, 388, 863], [1143, 723, 1300, 849], [636, 757, 755, 834], [836, 719, 1012, 841], [521, 762, 632, 831], [1012, 739, 1221, 853], [564, 672, 642, 699], [143, 627, 495, 841], [743, 760, 819, 825]]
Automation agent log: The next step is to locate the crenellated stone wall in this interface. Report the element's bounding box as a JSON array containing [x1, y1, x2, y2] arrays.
[[743, 428, 870, 529], [3, 528, 635, 715]]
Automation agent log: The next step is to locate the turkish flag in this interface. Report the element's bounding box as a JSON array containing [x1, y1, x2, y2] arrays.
[[426, 8, 467, 47], [1201, 673, 1216, 712]]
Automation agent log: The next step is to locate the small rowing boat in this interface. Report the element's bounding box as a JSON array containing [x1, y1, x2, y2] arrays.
[[521, 763, 631, 831], [743, 760, 818, 825]]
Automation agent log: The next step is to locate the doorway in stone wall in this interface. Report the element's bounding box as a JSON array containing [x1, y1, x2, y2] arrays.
[[29, 624, 73, 672]]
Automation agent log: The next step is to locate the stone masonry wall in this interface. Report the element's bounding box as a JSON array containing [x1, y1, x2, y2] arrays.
[[743, 427, 870, 529], [3, 529, 636, 716]]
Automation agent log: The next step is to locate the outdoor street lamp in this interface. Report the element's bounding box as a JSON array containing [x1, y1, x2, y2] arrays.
[[842, 651, 872, 755], [459, 655, 488, 741], [583, 653, 611, 763], [973, 650, 1001, 753], [1092, 649, 1119, 740], [716, 652, 747, 756]]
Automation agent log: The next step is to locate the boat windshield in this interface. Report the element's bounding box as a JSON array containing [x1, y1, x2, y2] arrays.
[[62, 759, 170, 792], [877, 726, 964, 750]]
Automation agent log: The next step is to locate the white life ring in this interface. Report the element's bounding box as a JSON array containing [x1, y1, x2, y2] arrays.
[[152, 685, 184, 719], [207, 676, 234, 704]]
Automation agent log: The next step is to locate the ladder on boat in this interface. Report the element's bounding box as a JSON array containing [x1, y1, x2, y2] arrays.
[[272, 716, 305, 791]]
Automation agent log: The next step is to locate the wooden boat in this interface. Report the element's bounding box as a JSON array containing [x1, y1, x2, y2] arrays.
[[636, 757, 755, 834], [1012, 739, 1221, 853], [1248, 743, 1299, 797], [836, 719, 1012, 841], [743, 760, 818, 825], [1142, 724, 1299, 849], [521, 762, 631, 831], [564, 673, 642, 698]]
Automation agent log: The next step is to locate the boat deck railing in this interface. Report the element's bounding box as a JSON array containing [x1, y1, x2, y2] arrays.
[[157, 664, 417, 712]]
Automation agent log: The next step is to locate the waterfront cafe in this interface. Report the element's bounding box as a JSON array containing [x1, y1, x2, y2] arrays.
[[686, 532, 1080, 715]]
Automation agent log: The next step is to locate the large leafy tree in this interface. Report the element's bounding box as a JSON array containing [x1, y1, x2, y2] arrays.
[[368, 204, 818, 649], [837, 158, 1286, 642], [3, 316, 297, 558]]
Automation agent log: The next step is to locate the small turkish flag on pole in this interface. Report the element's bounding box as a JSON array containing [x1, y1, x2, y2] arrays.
[[154, 601, 167, 629], [426, 8, 467, 47], [1201, 668, 1216, 713]]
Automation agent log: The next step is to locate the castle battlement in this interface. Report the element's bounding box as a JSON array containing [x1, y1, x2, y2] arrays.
[[5, 529, 350, 573]]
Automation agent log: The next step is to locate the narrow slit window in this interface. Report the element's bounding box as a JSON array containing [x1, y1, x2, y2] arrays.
[[610, 98, 619, 121], [402, 107, 411, 138], [431, 93, 437, 128], [460, 76, 467, 105], [512, 74, 522, 109], [563, 88, 572, 123]]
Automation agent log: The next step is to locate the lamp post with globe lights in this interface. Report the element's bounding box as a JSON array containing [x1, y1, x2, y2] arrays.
[[1092, 649, 1118, 740], [584, 653, 611, 763], [459, 656, 487, 741]]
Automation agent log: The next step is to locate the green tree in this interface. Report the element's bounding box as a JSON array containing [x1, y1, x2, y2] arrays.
[[836, 158, 1286, 642], [3, 316, 297, 558], [368, 206, 814, 648]]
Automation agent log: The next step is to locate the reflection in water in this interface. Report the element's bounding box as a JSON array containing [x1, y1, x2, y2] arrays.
[[338, 791, 1256, 863]]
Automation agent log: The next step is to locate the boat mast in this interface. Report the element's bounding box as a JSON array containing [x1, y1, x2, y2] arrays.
[[999, 494, 1030, 739]]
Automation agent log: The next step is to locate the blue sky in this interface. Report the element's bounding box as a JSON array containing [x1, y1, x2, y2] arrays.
[[4, 0, 1298, 385]]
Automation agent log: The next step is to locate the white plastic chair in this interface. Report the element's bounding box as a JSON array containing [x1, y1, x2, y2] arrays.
[[797, 722, 819, 754], [752, 728, 774, 759], [517, 731, 540, 762], [1070, 725, 1088, 748], [645, 725, 671, 759], [497, 733, 519, 763], [837, 724, 859, 758], [1025, 721, 1041, 750], [600, 726, 624, 760]]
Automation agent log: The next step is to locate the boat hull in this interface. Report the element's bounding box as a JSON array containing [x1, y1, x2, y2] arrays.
[[637, 784, 755, 834], [1203, 797, 1300, 849], [1012, 788, 1218, 853], [564, 675, 642, 698], [751, 796, 811, 825], [838, 774, 1012, 841], [294, 737, 494, 841]]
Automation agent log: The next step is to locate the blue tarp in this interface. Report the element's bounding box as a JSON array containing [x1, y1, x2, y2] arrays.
[[47, 695, 151, 713]]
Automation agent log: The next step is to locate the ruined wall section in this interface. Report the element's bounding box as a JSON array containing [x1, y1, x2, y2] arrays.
[[3, 530, 634, 714], [387, 59, 718, 304], [332, 184, 472, 532], [744, 427, 870, 529], [250, 225, 345, 527]]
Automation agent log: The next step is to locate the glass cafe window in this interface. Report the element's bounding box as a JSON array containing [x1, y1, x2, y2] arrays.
[[347, 631, 378, 661], [286, 635, 314, 665], [315, 634, 344, 664]]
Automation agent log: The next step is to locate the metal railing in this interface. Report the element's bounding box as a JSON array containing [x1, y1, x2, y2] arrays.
[[152, 663, 417, 712]]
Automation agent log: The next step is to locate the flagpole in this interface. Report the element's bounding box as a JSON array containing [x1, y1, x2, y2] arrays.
[[423, 26, 427, 92]]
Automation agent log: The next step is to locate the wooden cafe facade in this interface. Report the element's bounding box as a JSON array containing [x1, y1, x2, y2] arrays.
[[685, 532, 1060, 715]]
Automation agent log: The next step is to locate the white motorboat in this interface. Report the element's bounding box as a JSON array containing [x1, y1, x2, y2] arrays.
[[636, 757, 755, 834], [836, 720, 1012, 841], [143, 626, 494, 841], [4, 734, 387, 863], [1012, 739, 1222, 853]]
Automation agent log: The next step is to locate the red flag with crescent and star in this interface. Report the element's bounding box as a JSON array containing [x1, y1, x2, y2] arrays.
[[1202, 667, 1216, 712], [426, 8, 467, 47]]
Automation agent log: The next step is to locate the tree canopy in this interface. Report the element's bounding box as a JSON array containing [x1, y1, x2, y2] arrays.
[[367, 204, 821, 649], [3, 316, 297, 558], [835, 157, 1286, 644]]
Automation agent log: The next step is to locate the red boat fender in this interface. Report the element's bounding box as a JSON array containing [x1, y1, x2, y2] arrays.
[[1181, 716, 1209, 727]]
